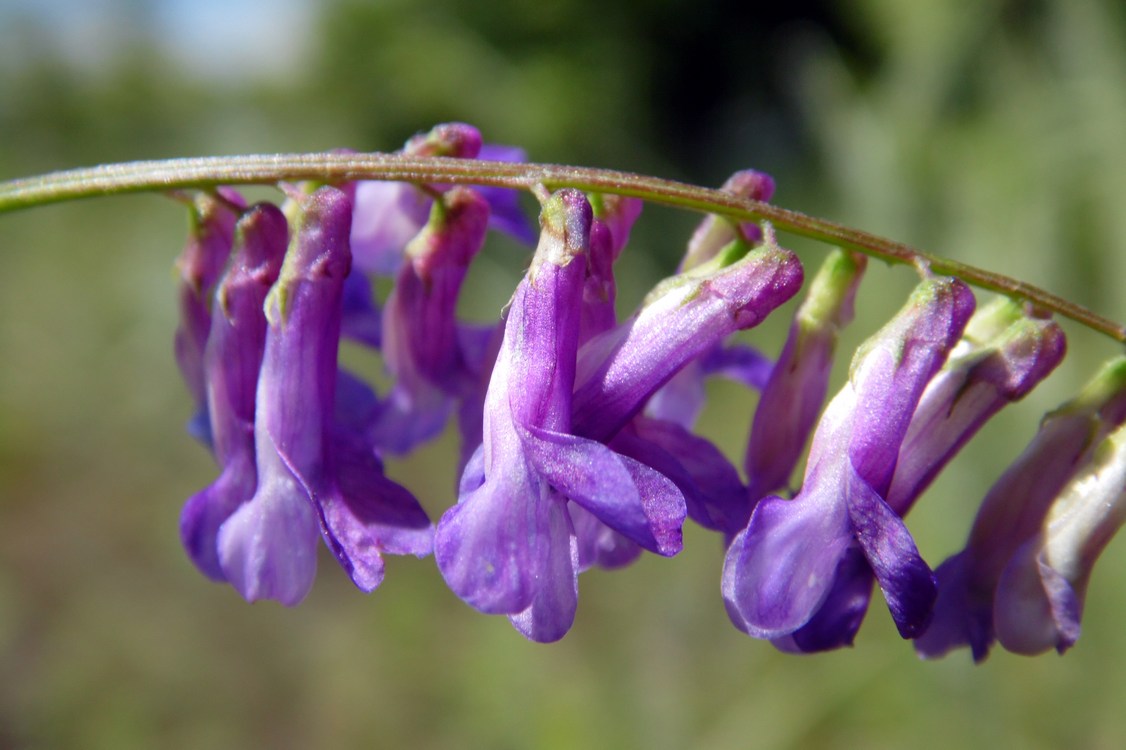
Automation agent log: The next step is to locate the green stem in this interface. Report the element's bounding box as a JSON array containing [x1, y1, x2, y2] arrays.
[[2, 153, 1123, 343]]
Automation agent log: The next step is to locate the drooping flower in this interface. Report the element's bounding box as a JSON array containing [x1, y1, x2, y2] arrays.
[[434, 189, 686, 642], [350, 123, 535, 275], [917, 356, 1126, 660], [571, 229, 804, 535], [994, 418, 1126, 655], [723, 277, 975, 643], [179, 202, 288, 580], [215, 186, 432, 606], [646, 171, 779, 429], [745, 249, 866, 506], [173, 189, 243, 444], [369, 186, 491, 454], [769, 297, 1065, 652]]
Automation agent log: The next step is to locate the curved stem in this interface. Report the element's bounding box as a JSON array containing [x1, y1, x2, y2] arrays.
[[2, 153, 1124, 343]]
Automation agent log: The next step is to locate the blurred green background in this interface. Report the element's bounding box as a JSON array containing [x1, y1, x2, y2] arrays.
[[2, 0, 1126, 747]]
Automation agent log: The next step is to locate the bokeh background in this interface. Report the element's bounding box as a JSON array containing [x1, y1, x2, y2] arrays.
[[2, 0, 1126, 747]]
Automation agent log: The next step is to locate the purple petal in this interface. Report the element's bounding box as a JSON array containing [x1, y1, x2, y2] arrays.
[[508, 499, 579, 642], [845, 470, 936, 638], [722, 478, 853, 638], [316, 431, 434, 592], [621, 416, 748, 535], [520, 424, 685, 556], [340, 272, 382, 348], [476, 143, 537, 245], [349, 181, 432, 275], [993, 540, 1081, 655], [914, 552, 996, 661], [771, 548, 874, 653], [573, 237, 803, 441], [180, 458, 256, 581], [568, 503, 642, 571], [216, 470, 320, 606], [700, 343, 774, 391], [435, 471, 544, 614]]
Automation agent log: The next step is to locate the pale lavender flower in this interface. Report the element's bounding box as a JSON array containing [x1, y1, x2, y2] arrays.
[[723, 278, 974, 642], [994, 419, 1126, 655], [435, 189, 686, 642], [917, 356, 1126, 660]]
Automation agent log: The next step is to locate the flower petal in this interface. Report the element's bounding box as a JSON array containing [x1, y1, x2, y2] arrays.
[[520, 424, 684, 556]]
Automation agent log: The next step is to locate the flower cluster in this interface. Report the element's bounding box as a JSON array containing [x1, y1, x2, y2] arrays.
[[173, 123, 1126, 658]]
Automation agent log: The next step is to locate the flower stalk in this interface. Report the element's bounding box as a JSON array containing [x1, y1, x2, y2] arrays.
[[2, 153, 1123, 343]]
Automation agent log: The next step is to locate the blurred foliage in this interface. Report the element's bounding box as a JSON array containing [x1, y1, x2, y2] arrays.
[[2, 0, 1126, 748]]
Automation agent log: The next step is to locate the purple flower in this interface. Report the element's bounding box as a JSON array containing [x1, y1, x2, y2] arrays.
[[173, 189, 242, 443], [994, 419, 1126, 655], [370, 186, 491, 454], [917, 356, 1126, 660], [350, 123, 535, 275], [645, 173, 779, 429], [745, 249, 866, 506], [723, 277, 975, 643], [435, 189, 686, 642], [571, 229, 803, 534], [572, 231, 803, 442], [215, 186, 432, 606], [771, 298, 1065, 652], [179, 202, 288, 580]]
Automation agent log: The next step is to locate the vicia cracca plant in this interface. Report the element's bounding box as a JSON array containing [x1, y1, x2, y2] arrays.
[[5, 121, 1126, 659]]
